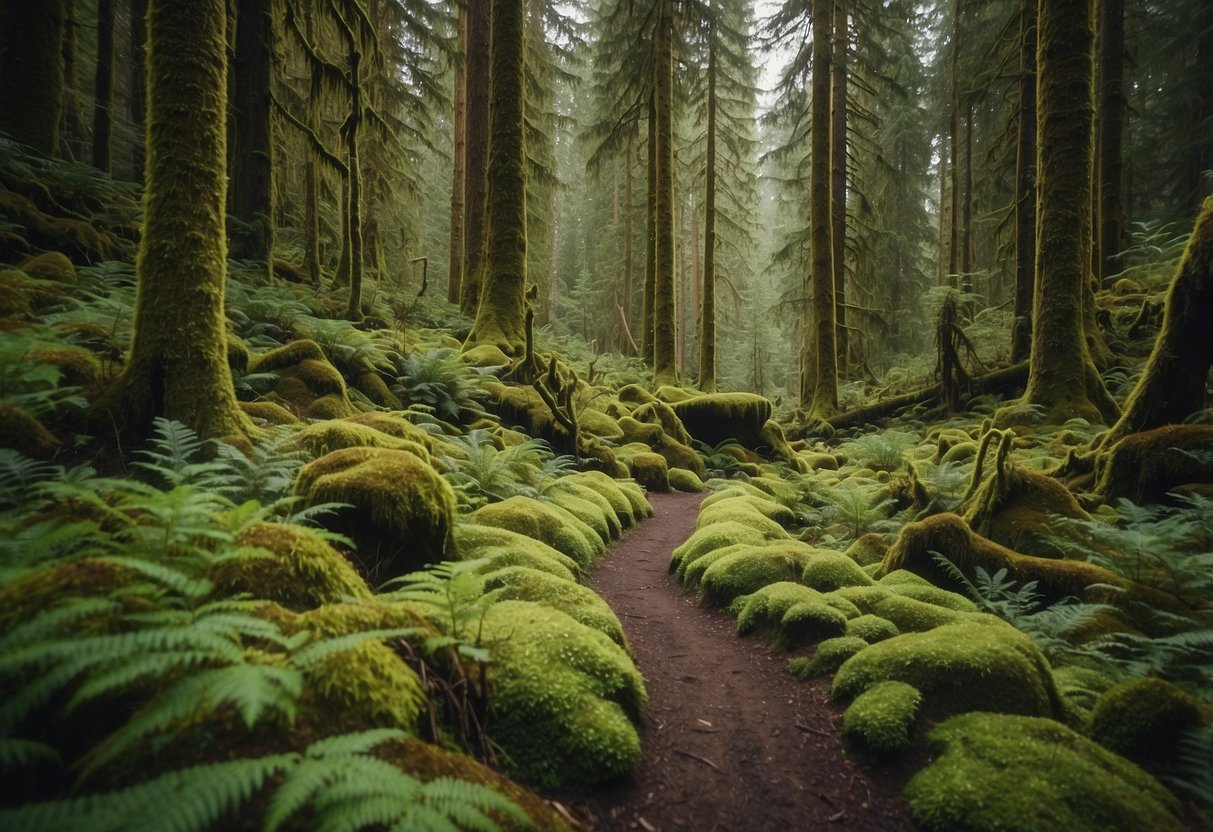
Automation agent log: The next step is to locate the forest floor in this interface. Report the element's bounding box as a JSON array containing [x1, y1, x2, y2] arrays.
[[554, 492, 916, 832]]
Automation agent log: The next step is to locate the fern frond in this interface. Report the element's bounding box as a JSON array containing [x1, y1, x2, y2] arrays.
[[0, 738, 60, 771], [291, 628, 422, 668]]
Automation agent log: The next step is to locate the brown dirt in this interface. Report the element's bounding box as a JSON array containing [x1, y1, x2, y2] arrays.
[[554, 491, 917, 832]]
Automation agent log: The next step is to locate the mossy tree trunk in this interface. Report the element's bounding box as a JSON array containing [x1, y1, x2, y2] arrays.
[[129, 0, 148, 181], [92, 0, 114, 172], [0, 0, 65, 156], [802, 0, 837, 419], [652, 0, 677, 385], [624, 130, 635, 353], [460, 0, 490, 316], [698, 24, 718, 393], [1096, 202, 1213, 450], [1017, 0, 1117, 425], [1096, 0, 1125, 280], [448, 4, 468, 305], [831, 0, 848, 374], [643, 91, 657, 364], [61, 1, 87, 161], [466, 0, 528, 356], [103, 0, 249, 441], [1012, 0, 1037, 362], [947, 1, 961, 284], [229, 0, 276, 278]]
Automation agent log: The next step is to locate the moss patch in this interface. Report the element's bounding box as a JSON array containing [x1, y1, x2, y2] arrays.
[[905, 713, 1185, 832], [668, 467, 706, 492], [455, 522, 581, 581], [733, 581, 847, 649], [699, 541, 817, 607], [845, 614, 900, 643], [788, 636, 870, 679], [471, 496, 604, 569], [802, 550, 876, 591], [1088, 677, 1206, 765], [670, 520, 776, 579], [482, 566, 626, 646], [566, 470, 649, 526], [843, 680, 922, 756], [219, 522, 371, 610], [622, 451, 669, 492]]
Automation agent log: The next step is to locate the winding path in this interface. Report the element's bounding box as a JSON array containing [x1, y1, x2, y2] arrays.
[[561, 491, 915, 831]]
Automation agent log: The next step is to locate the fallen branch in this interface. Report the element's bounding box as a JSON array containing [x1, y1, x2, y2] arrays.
[[673, 748, 723, 772]]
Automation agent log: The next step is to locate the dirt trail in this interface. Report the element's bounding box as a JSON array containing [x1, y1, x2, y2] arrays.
[[560, 491, 915, 832]]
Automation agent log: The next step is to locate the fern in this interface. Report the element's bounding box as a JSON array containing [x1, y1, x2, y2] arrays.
[[381, 560, 497, 664], [841, 429, 920, 472]]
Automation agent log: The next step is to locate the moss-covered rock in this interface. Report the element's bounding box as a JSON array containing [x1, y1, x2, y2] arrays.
[[623, 451, 669, 492], [670, 392, 772, 448], [1052, 665, 1118, 729], [843, 533, 889, 567], [845, 614, 900, 643], [455, 522, 581, 581], [29, 345, 103, 387], [698, 493, 795, 529], [802, 550, 876, 591], [788, 636, 870, 679], [543, 489, 619, 543], [249, 338, 328, 373], [482, 566, 626, 646], [341, 411, 437, 451], [668, 467, 706, 492], [283, 420, 431, 460], [630, 399, 694, 446], [566, 470, 649, 526], [733, 581, 848, 649], [238, 400, 299, 425], [219, 522, 371, 610], [829, 585, 969, 633], [0, 401, 59, 457], [699, 540, 817, 607], [832, 621, 1061, 718], [1087, 677, 1206, 765], [670, 520, 775, 579], [885, 582, 979, 612], [18, 251, 76, 283], [694, 499, 789, 538], [481, 601, 646, 789], [295, 447, 456, 582], [843, 680, 922, 756], [471, 496, 604, 569], [544, 478, 629, 536], [905, 713, 1185, 832]]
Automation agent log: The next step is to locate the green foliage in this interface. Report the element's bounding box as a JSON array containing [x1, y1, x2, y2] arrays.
[[395, 347, 494, 424], [439, 429, 574, 509], [842, 681, 922, 756], [0, 329, 87, 418], [381, 559, 497, 665], [840, 430, 920, 472], [822, 479, 898, 540], [693, 438, 747, 479]]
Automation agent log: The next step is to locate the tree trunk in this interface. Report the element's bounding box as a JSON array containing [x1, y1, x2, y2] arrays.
[[466, 0, 528, 355], [1096, 0, 1124, 280], [1012, 0, 1037, 362], [301, 4, 322, 286], [61, 1, 87, 161], [92, 0, 115, 172], [230, 0, 275, 276], [831, 0, 848, 374], [947, 1, 961, 284], [460, 0, 491, 315], [803, 0, 837, 419], [342, 46, 364, 320], [699, 28, 718, 393], [643, 90, 657, 363], [130, 0, 148, 181], [1015, 0, 1117, 425], [652, 0, 677, 385], [961, 104, 974, 280], [448, 3, 468, 304], [0, 0, 65, 156], [624, 131, 635, 353], [102, 0, 248, 440]]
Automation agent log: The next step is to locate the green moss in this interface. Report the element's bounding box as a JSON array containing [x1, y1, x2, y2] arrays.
[[305, 393, 357, 420], [461, 343, 513, 368], [614, 479, 653, 519], [0, 402, 60, 457], [18, 251, 76, 284], [833, 621, 1060, 718], [218, 522, 371, 610], [670, 520, 771, 579], [616, 383, 655, 405], [694, 499, 790, 537], [566, 470, 646, 526], [482, 601, 646, 789], [249, 338, 328, 373], [239, 400, 299, 425], [283, 420, 431, 460], [701, 482, 778, 507], [543, 490, 619, 543], [653, 384, 694, 403], [471, 496, 604, 569], [698, 540, 817, 607], [802, 550, 876, 591], [668, 467, 706, 492], [544, 479, 628, 536], [1088, 677, 1206, 764], [618, 415, 664, 445], [654, 434, 707, 479], [482, 566, 626, 646], [670, 392, 772, 447], [876, 568, 931, 587], [631, 400, 694, 445], [29, 346, 103, 387], [843, 680, 922, 756], [886, 583, 979, 612], [789, 636, 870, 679], [295, 447, 456, 581], [832, 586, 969, 632], [799, 451, 839, 471], [578, 407, 625, 440], [341, 411, 436, 450], [733, 581, 847, 649], [356, 371, 401, 408], [1052, 665, 1118, 729], [844, 533, 889, 567], [699, 494, 795, 528], [905, 713, 1185, 832], [455, 522, 581, 581], [623, 451, 669, 492], [845, 614, 900, 643]]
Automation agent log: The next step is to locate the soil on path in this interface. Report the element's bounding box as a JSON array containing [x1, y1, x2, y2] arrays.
[[558, 491, 916, 832]]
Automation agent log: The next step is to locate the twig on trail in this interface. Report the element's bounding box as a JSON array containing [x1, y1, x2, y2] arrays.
[[828, 809, 848, 822], [674, 748, 723, 772], [796, 722, 831, 737], [619, 611, 649, 619]]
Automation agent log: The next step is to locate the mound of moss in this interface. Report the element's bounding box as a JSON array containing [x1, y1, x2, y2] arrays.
[[830, 585, 969, 633], [471, 496, 604, 569], [482, 566, 626, 646], [220, 522, 371, 610], [668, 467, 706, 492], [283, 419, 431, 460], [670, 392, 772, 448], [695, 499, 789, 538], [845, 614, 900, 643], [1087, 677, 1206, 765], [670, 520, 776, 578], [905, 713, 1185, 832], [565, 470, 649, 526], [699, 541, 817, 607], [621, 450, 670, 492], [733, 581, 848, 649], [787, 637, 870, 679], [698, 493, 795, 528], [802, 550, 876, 591], [842, 680, 922, 756], [295, 447, 456, 582], [832, 621, 1060, 718], [542, 488, 620, 544], [544, 478, 629, 537], [455, 522, 581, 581], [481, 601, 646, 789]]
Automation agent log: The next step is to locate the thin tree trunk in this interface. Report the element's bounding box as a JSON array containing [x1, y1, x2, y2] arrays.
[[448, 4, 468, 303], [947, 1, 961, 284], [624, 131, 635, 353], [699, 28, 718, 392], [0, 0, 65, 156], [343, 45, 364, 320], [1012, 0, 1037, 362], [461, 0, 491, 315], [92, 0, 115, 172], [1096, 0, 1125, 281], [643, 89, 657, 364], [831, 0, 848, 374], [961, 103, 974, 280], [130, 0, 148, 181], [230, 0, 275, 275], [652, 0, 677, 384], [62, 1, 86, 160]]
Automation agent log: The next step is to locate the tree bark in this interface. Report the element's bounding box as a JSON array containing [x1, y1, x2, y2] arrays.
[[92, 0, 115, 172], [130, 0, 148, 181], [652, 0, 677, 385], [831, 0, 848, 374], [643, 90, 657, 363], [448, 4, 468, 304], [101, 0, 249, 440], [0, 0, 65, 156], [1012, 0, 1037, 362], [1096, 0, 1124, 281], [624, 131, 635, 353], [699, 27, 718, 393], [229, 0, 275, 276], [460, 0, 491, 316], [61, 1, 87, 161]]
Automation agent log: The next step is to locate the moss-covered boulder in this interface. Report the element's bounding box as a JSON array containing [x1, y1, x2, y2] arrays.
[[482, 566, 626, 646], [0, 401, 59, 457], [845, 614, 900, 643], [905, 713, 1185, 832], [283, 419, 432, 460], [670, 393, 772, 447], [802, 550, 876, 591], [295, 447, 456, 582], [698, 540, 817, 607], [787, 636, 870, 679], [694, 498, 789, 538], [455, 522, 581, 581], [544, 478, 628, 537], [698, 493, 795, 529], [843, 680, 922, 756], [668, 467, 706, 492], [622, 450, 669, 492], [832, 621, 1061, 718], [1087, 677, 1206, 765], [829, 586, 969, 633], [482, 601, 646, 789], [219, 522, 371, 610], [733, 581, 848, 649], [566, 470, 651, 525], [670, 520, 776, 580], [471, 496, 604, 569], [542, 488, 620, 543]]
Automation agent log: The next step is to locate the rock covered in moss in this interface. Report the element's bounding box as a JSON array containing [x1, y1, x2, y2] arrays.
[[698, 493, 795, 529], [17, 251, 76, 284], [481, 600, 646, 789], [0, 401, 59, 457], [221, 521, 371, 610], [844, 533, 889, 566], [1087, 677, 1206, 764], [482, 566, 626, 646], [295, 447, 456, 582], [670, 392, 772, 448], [845, 614, 900, 643], [788, 636, 870, 679], [695, 498, 789, 538], [471, 495, 604, 569], [802, 550, 876, 591], [566, 470, 651, 525], [283, 419, 431, 460], [456, 522, 581, 581], [832, 621, 1061, 718], [733, 581, 847, 649], [670, 520, 781, 579], [698, 540, 817, 607], [905, 713, 1185, 832], [1051, 665, 1118, 728], [622, 450, 669, 492], [668, 467, 706, 492], [843, 680, 922, 756], [544, 478, 630, 537], [830, 585, 969, 633], [542, 488, 620, 543]]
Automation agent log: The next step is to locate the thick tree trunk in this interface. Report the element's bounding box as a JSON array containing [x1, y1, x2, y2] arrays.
[[130, 0, 148, 181], [460, 0, 491, 315], [652, 0, 677, 385], [301, 6, 322, 285], [0, 0, 65, 156], [1012, 0, 1037, 362], [448, 4, 468, 304], [92, 0, 115, 172], [1096, 0, 1124, 280], [102, 0, 248, 440], [803, 0, 837, 419], [831, 0, 848, 374], [230, 0, 275, 275], [699, 29, 718, 393], [466, 0, 528, 355], [1015, 0, 1117, 425], [643, 91, 657, 363]]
